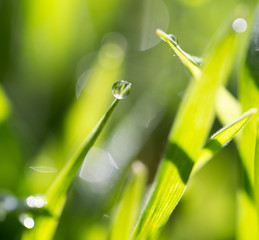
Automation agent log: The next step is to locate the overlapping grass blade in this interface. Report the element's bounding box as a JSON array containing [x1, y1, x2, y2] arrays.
[[237, 7, 259, 239], [157, 10, 259, 240], [192, 108, 258, 175], [22, 98, 120, 240], [110, 161, 147, 240], [239, 56, 259, 186], [131, 18, 244, 240], [156, 29, 241, 125]]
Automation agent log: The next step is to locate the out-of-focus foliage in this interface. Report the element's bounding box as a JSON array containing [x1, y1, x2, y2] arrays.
[[0, 0, 259, 239]]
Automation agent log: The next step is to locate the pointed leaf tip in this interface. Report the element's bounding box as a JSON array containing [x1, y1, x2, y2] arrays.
[[192, 108, 258, 175]]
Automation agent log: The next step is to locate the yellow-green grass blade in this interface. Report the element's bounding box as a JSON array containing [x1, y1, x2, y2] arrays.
[[0, 85, 23, 191], [0, 85, 10, 123], [81, 224, 107, 240], [237, 189, 259, 240], [0, 122, 22, 191], [255, 120, 259, 225], [157, 12, 259, 240], [237, 8, 259, 239], [215, 87, 242, 127], [79, 96, 163, 215], [110, 161, 148, 240], [46, 98, 119, 209], [192, 108, 258, 175], [156, 29, 242, 125], [156, 29, 202, 80], [131, 19, 243, 240], [22, 98, 120, 240], [239, 61, 259, 188]]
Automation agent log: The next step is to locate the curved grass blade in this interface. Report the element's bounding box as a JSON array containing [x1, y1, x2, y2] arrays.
[[156, 29, 242, 125], [22, 98, 121, 240], [131, 18, 244, 240], [110, 161, 147, 240], [192, 108, 258, 175], [156, 29, 202, 79]]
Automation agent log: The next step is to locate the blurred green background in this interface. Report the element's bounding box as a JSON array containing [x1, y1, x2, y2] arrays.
[[0, 0, 251, 239]]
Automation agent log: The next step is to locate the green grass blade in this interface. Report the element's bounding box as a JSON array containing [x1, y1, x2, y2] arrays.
[[22, 98, 121, 240], [237, 8, 259, 239], [255, 120, 259, 224], [0, 85, 23, 191], [192, 108, 258, 175], [239, 60, 259, 187], [0, 85, 10, 123], [215, 87, 242, 126], [46, 98, 119, 209], [131, 18, 243, 240], [156, 29, 202, 79], [156, 29, 242, 125], [237, 189, 259, 240], [64, 40, 126, 150], [157, 12, 258, 240], [110, 161, 148, 240], [25, 39, 126, 194]]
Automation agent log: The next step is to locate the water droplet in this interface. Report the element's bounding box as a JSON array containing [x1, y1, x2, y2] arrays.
[[24, 217, 34, 229], [232, 18, 247, 33], [26, 195, 46, 208], [112, 80, 132, 99], [3, 195, 18, 211], [169, 34, 178, 45], [19, 213, 35, 229]]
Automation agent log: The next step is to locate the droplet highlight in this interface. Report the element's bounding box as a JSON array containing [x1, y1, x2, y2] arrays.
[[26, 195, 46, 208], [169, 34, 178, 45], [19, 213, 35, 229], [3, 195, 18, 211], [24, 217, 35, 229], [112, 80, 132, 99], [232, 18, 247, 33]]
